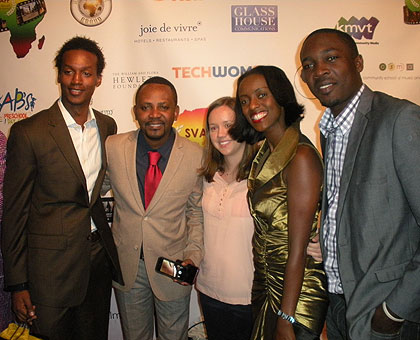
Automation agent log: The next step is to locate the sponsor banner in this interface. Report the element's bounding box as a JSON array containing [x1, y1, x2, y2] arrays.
[[1, 2, 420, 339]]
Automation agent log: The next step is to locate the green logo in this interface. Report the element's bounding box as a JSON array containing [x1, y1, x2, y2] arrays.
[[406, 0, 420, 12]]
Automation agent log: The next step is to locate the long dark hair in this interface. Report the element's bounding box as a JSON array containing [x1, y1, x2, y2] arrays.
[[230, 65, 304, 144], [199, 96, 257, 183]]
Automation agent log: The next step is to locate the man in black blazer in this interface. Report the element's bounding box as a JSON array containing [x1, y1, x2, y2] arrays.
[[300, 28, 420, 339], [1, 37, 123, 340]]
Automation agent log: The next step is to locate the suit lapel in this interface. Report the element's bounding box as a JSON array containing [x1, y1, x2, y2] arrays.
[[146, 132, 183, 212], [90, 111, 108, 206], [47, 101, 87, 192], [335, 87, 374, 229], [126, 130, 145, 213]]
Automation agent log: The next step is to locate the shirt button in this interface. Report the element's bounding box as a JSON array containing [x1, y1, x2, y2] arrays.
[[134, 245, 139, 250], [144, 216, 149, 221]]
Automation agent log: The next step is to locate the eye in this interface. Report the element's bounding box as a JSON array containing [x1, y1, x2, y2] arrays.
[[257, 92, 267, 99], [140, 105, 150, 111], [209, 126, 217, 132], [63, 69, 73, 75], [240, 98, 249, 106], [302, 63, 314, 70], [225, 122, 233, 129], [83, 71, 92, 77], [327, 55, 338, 62]]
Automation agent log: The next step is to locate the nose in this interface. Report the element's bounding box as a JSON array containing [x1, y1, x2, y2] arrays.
[[313, 61, 329, 78], [218, 126, 228, 138], [71, 71, 82, 84], [249, 96, 260, 110], [149, 107, 161, 118]]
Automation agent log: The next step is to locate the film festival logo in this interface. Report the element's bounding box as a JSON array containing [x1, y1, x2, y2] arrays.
[[231, 5, 278, 32], [70, 0, 112, 26]]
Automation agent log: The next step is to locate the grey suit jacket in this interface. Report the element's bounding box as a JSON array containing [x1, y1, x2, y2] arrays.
[[104, 129, 204, 301], [1, 101, 123, 307], [320, 86, 420, 339]]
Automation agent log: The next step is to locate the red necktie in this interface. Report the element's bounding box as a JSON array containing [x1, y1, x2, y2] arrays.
[[144, 151, 162, 209]]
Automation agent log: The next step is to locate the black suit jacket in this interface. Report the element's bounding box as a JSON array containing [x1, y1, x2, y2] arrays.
[[1, 101, 123, 307]]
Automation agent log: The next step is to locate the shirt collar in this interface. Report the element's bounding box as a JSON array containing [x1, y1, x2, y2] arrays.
[[138, 128, 175, 158], [58, 98, 96, 127], [319, 84, 365, 137]]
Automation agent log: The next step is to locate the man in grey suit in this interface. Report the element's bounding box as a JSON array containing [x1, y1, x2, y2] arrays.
[[300, 28, 420, 340], [103, 76, 203, 340], [2, 37, 123, 339]]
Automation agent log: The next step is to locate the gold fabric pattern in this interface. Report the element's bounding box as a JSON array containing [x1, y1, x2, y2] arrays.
[[249, 124, 328, 339]]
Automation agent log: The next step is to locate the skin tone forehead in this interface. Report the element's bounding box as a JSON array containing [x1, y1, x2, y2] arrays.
[[208, 106, 235, 125], [62, 49, 98, 70], [136, 83, 175, 105], [239, 74, 269, 96], [300, 32, 351, 61]]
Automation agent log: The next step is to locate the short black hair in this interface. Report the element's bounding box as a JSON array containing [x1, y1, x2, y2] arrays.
[[303, 28, 359, 58], [230, 65, 304, 144], [55, 36, 105, 76], [135, 76, 178, 105]]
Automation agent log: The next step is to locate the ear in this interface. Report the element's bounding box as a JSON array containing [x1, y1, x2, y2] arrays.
[[96, 75, 102, 87], [174, 105, 180, 122], [355, 54, 364, 73]]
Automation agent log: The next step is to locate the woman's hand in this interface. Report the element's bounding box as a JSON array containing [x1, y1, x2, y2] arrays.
[[275, 318, 296, 340]]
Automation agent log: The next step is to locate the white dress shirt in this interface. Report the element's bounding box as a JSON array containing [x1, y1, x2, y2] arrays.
[[58, 99, 102, 232]]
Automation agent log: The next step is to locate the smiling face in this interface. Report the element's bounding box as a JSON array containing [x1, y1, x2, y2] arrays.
[[134, 83, 179, 149], [238, 73, 285, 137], [300, 32, 364, 117], [208, 105, 245, 158], [58, 49, 102, 115]]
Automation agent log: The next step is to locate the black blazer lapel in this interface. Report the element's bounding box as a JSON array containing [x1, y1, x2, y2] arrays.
[[90, 111, 111, 206], [47, 101, 87, 194]]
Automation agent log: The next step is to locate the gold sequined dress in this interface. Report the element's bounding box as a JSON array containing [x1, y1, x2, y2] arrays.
[[248, 124, 328, 340]]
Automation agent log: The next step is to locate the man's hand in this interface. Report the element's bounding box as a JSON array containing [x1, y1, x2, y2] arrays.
[[371, 304, 403, 335], [174, 259, 195, 286], [307, 233, 322, 262], [12, 290, 37, 324]]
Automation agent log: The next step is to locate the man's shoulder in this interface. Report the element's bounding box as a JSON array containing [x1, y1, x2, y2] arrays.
[[371, 90, 419, 113], [175, 134, 203, 154], [11, 103, 56, 132], [107, 129, 138, 144]]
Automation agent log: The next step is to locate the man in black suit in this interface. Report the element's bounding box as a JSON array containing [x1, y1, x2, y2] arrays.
[[1, 36, 123, 340]]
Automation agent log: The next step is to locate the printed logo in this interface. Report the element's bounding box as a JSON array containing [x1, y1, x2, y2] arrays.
[[404, 0, 420, 24], [335, 16, 379, 40], [173, 108, 207, 146], [172, 65, 253, 78], [70, 0, 112, 27], [0, 88, 37, 124], [111, 71, 159, 90], [231, 5, 277, 32], [134, 21, 206, 44], [378, 62, 414, 71], [0, 0, 47, 58]]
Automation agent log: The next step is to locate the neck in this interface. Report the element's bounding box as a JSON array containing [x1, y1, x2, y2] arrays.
[[265, 125, 286, 151], [62, 101, 89, 126], [223, 143, 245, 175]]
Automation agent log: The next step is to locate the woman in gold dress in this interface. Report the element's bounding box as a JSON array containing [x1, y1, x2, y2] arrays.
[[230, 66, 328, 340]]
